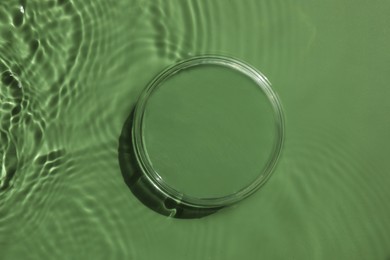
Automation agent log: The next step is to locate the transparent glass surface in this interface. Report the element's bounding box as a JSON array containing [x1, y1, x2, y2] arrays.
[[132, 56, 284, 207]]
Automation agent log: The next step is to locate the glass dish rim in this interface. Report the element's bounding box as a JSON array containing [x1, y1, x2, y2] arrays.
[[131, 55, 285, 208]]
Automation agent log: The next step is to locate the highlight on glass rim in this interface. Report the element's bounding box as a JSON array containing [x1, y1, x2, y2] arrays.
[[130, 55, 284, 209]]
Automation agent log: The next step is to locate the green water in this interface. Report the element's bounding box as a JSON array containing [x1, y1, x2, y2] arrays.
[[1, 0, 390, 259]]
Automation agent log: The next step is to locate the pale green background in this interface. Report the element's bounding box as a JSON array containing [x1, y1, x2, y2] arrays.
[[1, 0, 389, 259]]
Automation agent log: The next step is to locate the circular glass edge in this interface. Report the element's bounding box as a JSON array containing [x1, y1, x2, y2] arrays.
[[132, 55, 285, 208]]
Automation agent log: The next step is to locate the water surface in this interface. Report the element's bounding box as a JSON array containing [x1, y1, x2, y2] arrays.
[[1, 0, 390, 259]]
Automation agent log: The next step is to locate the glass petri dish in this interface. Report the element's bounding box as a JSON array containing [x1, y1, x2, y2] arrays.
[[132, 56, 284, 208]]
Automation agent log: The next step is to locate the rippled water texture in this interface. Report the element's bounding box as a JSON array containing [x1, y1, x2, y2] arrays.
[[1, 0, 390, 259]]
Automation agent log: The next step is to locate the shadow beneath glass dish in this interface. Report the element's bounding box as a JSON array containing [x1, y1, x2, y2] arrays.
[[118, 110, 222, 219]]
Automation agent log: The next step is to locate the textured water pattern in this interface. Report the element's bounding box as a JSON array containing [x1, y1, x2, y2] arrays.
[[1, 0, 390, 259]]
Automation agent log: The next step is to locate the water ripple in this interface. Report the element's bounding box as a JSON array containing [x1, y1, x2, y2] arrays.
[[1, 0, 389, 259], [144, 0, 316, 78], [271, 122, 390, 258]]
